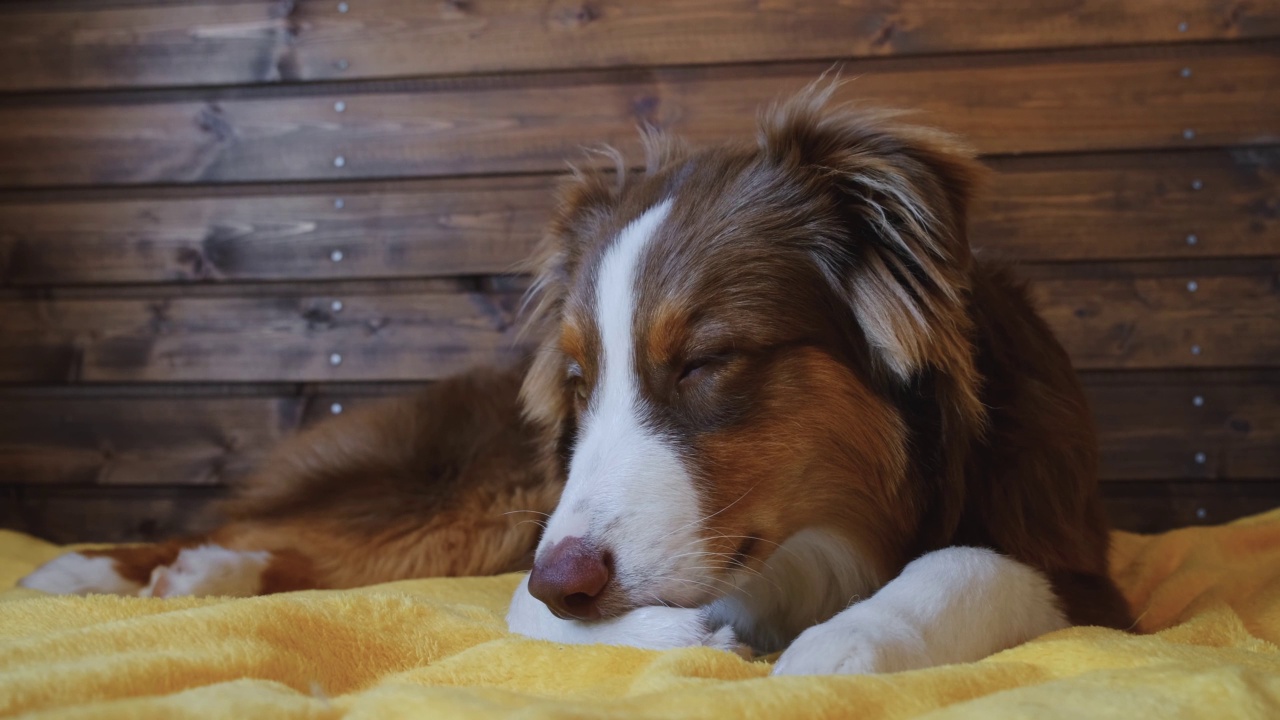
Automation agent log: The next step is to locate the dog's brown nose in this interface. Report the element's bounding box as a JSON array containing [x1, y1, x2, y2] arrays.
[[528, 537, 611, 620]]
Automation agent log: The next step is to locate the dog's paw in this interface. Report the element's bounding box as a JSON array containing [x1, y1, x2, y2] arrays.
[[18, 552, 143, 596], [141, 545, 271, 598], [772, 611, 931, 676]]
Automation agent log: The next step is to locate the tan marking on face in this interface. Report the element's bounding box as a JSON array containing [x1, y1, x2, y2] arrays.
[[645, 300, 693, 373], [559, 321, 589, 368]]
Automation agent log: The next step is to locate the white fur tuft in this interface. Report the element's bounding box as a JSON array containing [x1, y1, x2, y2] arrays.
[[19, 553, 143, 596], [142, 545, 271, 598]]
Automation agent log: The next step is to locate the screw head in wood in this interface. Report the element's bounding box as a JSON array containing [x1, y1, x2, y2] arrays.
[[1190, 344, 1202, 356], [338, 2, 349, 12], [1182, 128, 1196, 140], [335, 59, 349, 70], [1191, 179, 1203, 190], [330, 249, 344, 262], [1186, 233, 1198, 245], [1178, 21, 1188, 32], [329, 353, 343, 366], [1196, 507, 1207, 519], [334, 101, 346, 113], [1193, 395, 1204, 407], [334, 198, 345, 209], [333, 155, 346, 168], [1180, 67, 1192, 78], [331, 300, 344, 312], [1194, 451, 1206, 464], [1187, 280, 1198, 292], [331, 403, 343, 415]]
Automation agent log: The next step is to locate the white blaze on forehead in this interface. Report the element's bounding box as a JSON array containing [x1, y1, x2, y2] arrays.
[[538, 199, 708, 605]]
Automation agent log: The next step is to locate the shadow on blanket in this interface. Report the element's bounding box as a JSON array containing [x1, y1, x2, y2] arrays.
[[2, 510, 1279, 719]]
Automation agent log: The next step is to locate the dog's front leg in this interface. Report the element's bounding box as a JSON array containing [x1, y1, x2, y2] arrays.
[[772, 547, 1069, 675], [506, 575, 739, 651]]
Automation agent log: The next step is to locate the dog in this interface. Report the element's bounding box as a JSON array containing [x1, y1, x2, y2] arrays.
[[20, 84, 1132, 675]]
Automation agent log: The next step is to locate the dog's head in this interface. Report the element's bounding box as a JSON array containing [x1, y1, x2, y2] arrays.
[[520, 85, 987, 621]]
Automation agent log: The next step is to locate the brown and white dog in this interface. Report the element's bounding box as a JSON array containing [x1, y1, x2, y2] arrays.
[[20, 85, 1131, 675]]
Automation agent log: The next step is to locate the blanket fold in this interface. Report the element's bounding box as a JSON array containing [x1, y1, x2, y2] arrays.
[[2, 510, 1279, 719]]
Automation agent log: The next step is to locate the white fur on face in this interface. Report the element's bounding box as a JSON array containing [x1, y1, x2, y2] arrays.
[[536, 199, 710, 607]]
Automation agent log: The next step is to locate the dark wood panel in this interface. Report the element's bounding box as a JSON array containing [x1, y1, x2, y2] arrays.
[[0, 43, 1276, 187], [1, 373, 1275, 487], [2, 481, 1274, 543], [972, 148, 1280, 263], [0, 485, 226, 544], [0, 291, 526, 383], [0, 394, 301, 486], [2, 148, 1276, 286], [0, 176, 549, 285], [1084, 375, 1280, 481], [1031, 273, 1280, 370], [0, 272, 1275, 383], [1101, 481, 1280, 533], [3, 1, 1277, 92]]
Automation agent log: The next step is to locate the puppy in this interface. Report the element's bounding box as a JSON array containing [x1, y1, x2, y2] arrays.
[[21, 85, 1131, 675]]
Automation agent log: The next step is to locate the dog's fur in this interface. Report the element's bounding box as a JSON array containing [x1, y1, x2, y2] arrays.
[[21, 86, 1132, 674]]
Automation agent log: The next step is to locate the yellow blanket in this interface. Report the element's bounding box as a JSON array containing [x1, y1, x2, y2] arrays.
[[3, 511, 1280, 719]]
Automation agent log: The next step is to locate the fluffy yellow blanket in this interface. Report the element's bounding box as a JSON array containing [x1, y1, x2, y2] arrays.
[[3, 511, 1279, 719]]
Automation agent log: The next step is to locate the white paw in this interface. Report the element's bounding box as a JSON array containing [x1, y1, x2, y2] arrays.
[[141, 545, 271, 598], [772, 611, 931, 675], [18, 553, 143, 596]]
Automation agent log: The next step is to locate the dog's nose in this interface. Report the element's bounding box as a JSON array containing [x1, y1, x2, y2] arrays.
[[527, 537, 611, 620]]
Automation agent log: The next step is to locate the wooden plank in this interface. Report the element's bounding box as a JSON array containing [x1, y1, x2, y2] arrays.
[[2, 148, 1276, 286], [0, 485, 226, 544], [0, 291, 527, 383], [3, 1, 1277, 93], [0, 271, 1274, 383], [0, 394, 302, 487], [0, 176, 550, 285], [972, 148, 1280, 263], [1032, 274, 1280, 370], [1, 372, 1275, 488], [1084, 374, 1280, 481], [1102, 481, 1280, 533], [1, 480, 1276, 544], [0, 43, 1276, 188]]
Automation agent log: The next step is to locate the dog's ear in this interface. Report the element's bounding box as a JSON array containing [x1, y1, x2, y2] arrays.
[[758, 84, 987, 427]]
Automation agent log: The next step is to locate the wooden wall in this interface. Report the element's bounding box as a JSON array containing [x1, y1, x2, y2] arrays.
[[0, 1, 1277, 543]]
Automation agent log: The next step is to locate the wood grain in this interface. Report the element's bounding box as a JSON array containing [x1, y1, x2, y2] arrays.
[[3, 0, 1277, 92], [0, 291, 527, 383], [2, 148, 1276, 286], [1, 372, 1275, 488], [0, 176, 550, 285], [1032, 273, 1280, 370], [972, 148, 1280, 263], [1084, 373, 1280, 481], [1101, 481, 1280, 534], [0, 43, 1276, 187]]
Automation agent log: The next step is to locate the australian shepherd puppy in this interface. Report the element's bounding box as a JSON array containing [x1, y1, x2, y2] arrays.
[[21, 85, 1131, 675]]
